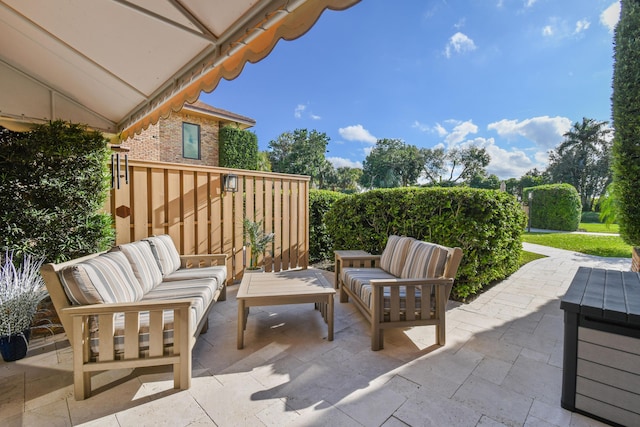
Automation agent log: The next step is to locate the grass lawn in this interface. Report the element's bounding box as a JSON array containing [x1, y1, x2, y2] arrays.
[[520, 250, 546, 267], [523, 232, 632, 258], [578, 222, 619, 233]]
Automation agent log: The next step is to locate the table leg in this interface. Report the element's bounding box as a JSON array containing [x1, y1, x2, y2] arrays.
[[237, 299, 245, 349], [327, 294, 334, 341]]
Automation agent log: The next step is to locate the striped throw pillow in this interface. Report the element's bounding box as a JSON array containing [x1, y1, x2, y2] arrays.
[[115, 241, 163, 292], [145, 235, 181, 276], [60, 251, 144, 305], [400, 240, 450, 279], [379, 235, 415, 276]]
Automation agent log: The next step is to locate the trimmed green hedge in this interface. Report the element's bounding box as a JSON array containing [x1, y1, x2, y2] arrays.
[[219, 126, 258, 170], [612, 1, 640, 247], [524, 184, 581, 231], [325, 187, 526, 300], [309, 189, 346, 262], [0, 121, 114, 263]]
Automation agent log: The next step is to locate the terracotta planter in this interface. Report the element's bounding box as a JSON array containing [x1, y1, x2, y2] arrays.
[[0, 329, 30, 362], [632, 247, 640, 272]]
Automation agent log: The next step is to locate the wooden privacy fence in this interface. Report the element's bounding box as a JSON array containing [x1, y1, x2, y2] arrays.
[[107, 159, 310, 283]]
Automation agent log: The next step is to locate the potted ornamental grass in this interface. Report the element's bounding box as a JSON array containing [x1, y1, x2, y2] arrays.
[[0, 251, 48, 361], [243, 218, 275, 271]]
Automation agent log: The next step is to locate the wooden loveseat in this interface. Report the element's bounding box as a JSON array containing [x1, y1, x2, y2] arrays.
[[40, 235, 227, 400], [336, 235, 463, 350]]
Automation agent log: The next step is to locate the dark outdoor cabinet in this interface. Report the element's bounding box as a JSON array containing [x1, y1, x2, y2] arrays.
[[560, 267, 640, 427]]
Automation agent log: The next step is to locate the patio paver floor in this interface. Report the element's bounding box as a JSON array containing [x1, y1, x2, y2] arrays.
[[1, 242, 628, 426]]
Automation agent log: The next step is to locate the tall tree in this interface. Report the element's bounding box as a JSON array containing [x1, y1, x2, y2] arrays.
[[360, 139, 424, 188], [546, 118, 612, 211], [422, 145, 490, 186], [268, 129, 330, 187], [612, 0, 640, 247]]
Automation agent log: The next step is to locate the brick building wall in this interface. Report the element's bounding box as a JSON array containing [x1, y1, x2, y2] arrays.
[[120, 101, 254, 167], [122, 111, 220, 166]]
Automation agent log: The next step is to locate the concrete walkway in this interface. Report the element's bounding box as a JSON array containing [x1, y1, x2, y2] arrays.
[[1, 246, 631, 426]]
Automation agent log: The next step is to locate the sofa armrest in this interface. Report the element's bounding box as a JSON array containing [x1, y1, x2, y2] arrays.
[[180, 254, 227, 268]]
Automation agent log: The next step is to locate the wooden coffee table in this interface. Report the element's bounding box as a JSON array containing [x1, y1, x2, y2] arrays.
[[236, 269, 335, 349]]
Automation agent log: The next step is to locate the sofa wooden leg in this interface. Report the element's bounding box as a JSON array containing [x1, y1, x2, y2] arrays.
[[218, 283, 227, 301], [371, 325, 383, 351], [339, 286, 349, 303], [200, 318, 209, 334]]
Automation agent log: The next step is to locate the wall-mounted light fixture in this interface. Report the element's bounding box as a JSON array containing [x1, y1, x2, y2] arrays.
[[223, 173, 238, 193], [110, 145, 130, 189]]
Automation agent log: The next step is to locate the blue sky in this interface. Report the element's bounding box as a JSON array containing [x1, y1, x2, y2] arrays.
[[201, 0, 621, 180]]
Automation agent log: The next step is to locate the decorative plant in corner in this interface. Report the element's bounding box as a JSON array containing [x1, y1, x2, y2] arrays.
[[243, 218, 275, 270], [0, 251, 48, 361]]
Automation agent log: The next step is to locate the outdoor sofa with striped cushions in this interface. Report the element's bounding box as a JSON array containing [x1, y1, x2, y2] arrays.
[[338, 235, 463, 350], [41, 236, 228, 399], [60, 237, 225, 360], [343, 239, 450, 311]]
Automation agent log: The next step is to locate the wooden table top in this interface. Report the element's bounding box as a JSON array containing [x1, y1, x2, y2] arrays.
[[237, 269, 335, 300]]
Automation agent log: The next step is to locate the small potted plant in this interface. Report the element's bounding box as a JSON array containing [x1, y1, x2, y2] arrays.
[[243, 218, 275, 271], [0, 251, 48, 361]]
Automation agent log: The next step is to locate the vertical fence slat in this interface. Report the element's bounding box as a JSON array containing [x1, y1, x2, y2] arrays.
[[167, 170, 182, 250], [222, 179, 234, 280], [281, 180, 290, 270], [196, 172, 209, 254], [234, 179, 244, 280], [211, 174, 222, 255], [150, 168, 165, 236], [290, 181, 299, 269], [298, 180, 308, 268], [182, 171, 195, 254], [263, 177, 273, 273], [131, 167, 148, 241], [273, 180, 282, 272]]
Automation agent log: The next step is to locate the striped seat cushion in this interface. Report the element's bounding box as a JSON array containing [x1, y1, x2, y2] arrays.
[[379, 235, 414, 276], [163, 265, 227, 285], [342, 268, 432, 314], [59, 251, 144, 305], [144, 235, 182, 276], [89, 277, 221, 357], [114, 241, 163, 293], [400, 240, 449, 279]]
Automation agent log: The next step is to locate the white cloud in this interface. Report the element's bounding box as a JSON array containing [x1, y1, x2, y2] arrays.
[[294, 104, 305, 119], [445, 32, 476, 58], [542, 25, 553, 37], [413, 121, 448, 137], [472, 138, 538, 179], [525, 0, 537, 7], [338, 124, 377, 144], [488, 116, 572, 149], [310, 114, 322, 120], [601, 1, 621, 33], [327, 157, 363, 169], [444, 120, 479, 146], [574, 19, 590, 34]]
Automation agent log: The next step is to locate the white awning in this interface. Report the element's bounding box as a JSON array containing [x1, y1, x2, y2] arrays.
[[0, 0, 359, 139]]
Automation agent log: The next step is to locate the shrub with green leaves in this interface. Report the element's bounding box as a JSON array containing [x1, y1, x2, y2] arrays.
[[0, 121, 114, 263], [309, 190, 346, 262], [219, 126, 258, 170], [524, 184, 581, 231], [612, 1, 640, 247], [325, 187, 526, 300]]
